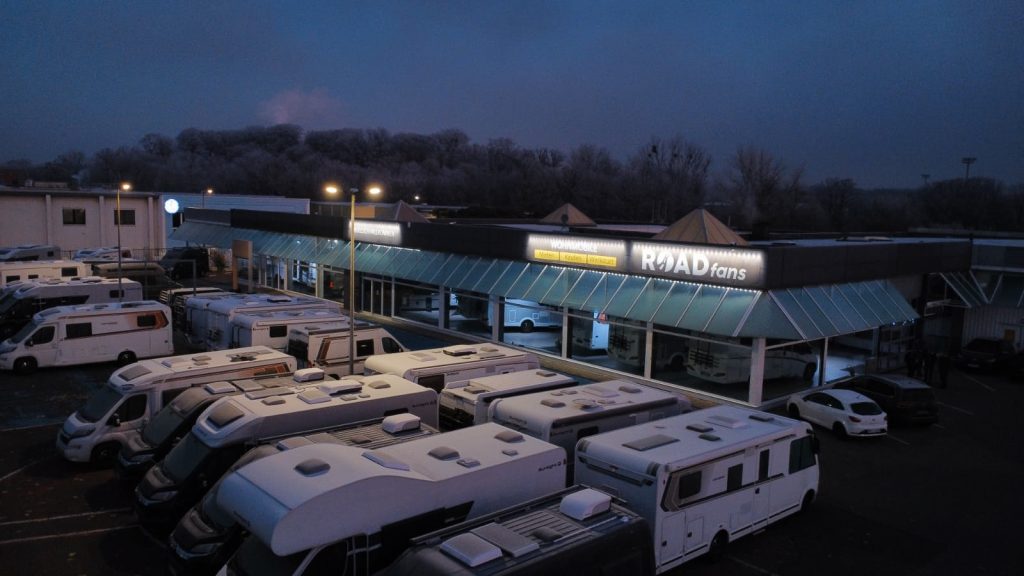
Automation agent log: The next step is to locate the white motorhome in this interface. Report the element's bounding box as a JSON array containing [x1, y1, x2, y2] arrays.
[[574, 406, 820, 573], [57, 346, 296, 464], [364, 344, 541, 393], [158, 287, 230, 330], [72, 246, 130, 262], [287, 322, 407, 377], [570, 310, 609, 352], [686, 340, 818, 384], [186, 293, 340, 350], [0, 301, 173, 374], [90, 261, 177, 299], [135, 373, 440, 530], [169, 413, 439, 573], [0, 259, 90, 288], [488, 380, 689, 479], [221, 308, 348, 351], [457, 298, 561, 332], [608, 324, 689, 372], [0, 243, 61, 261], [438, 369, 577, 430], [378, 486, 655, 576], [215, 422, 567, 575], [0, 277, 143, 339]]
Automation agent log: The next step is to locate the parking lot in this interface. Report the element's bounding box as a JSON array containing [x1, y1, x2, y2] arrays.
[[1, 348, 1022, 575]]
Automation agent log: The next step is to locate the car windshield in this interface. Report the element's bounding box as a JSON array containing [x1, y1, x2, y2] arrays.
[[851, 401, 882, 415], [161, 432, 214, 483], [78, 386, 124, 423], [140, 405, 186, 446]]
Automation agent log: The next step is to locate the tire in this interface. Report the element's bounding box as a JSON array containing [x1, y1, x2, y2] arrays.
[[91, 442, 119, 466], [117, 351, 137, 366], [800, 490, 816, 513], [832, 422, 848, 439], [708, 530, 729, 560], [13, 357, 37, 375], [520, 319, 534, 333], [803, 363, 817, 382], [788, 404, 801, 419]]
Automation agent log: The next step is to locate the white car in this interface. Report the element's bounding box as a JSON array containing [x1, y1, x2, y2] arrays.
[[787, 389, 887, 438]]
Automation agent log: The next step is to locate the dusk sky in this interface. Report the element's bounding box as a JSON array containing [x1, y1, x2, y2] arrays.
[[2, 1, 1022, 189]]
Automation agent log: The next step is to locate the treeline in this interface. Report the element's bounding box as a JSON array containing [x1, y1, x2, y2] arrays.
[[6, 125, 1024, 234]]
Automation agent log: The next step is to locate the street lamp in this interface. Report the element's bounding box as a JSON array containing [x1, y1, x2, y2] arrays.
[[961, 157, 977, 182], [325, 184, 382, 375], [203, 188, 213, 208], [117, 182, 131, 302]]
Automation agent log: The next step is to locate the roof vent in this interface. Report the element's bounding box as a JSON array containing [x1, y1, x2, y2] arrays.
[[686, 423, 713, 433], [262, 397, 286, 406], [294, 458, 330, 477], [442, 346, 477, 357], [207, 402, 245, 429], [318, 381, 363, 396], [749, 413, 775, 423], [244, 387, 292, 400], [582, 385, 618, 398], [363, 450, 410, 471], [411, 352, 437, 362], [541, 399, 565, 408], [440, 533, 502, 568], [293, 368, 325, 382], [203, 381, 236, 394], [705, 414, 749, 429], [618, 384, 643, 394], [559, 488, 612, 521], [428, 446, 460, 461], [382, 413, 421, 433], [471, 522, 539, 558], [623, 434, 678, 452], [535, 370, 557, 377], [699, 433, 721, 441], [367, 380, 392, 389], [298, 389, 331, 404], [232, 379, 262, 393], [494, 430, 524, 443], [276, 437, 313, 450]]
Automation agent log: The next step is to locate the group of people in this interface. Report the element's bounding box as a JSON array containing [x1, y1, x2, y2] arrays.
[[905, 345, 950, 388]]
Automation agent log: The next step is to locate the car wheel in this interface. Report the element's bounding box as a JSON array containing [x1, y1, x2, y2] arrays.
[[708, 530, 729, 560], [832, 422, 848, 439], [520, 320, 534, 333], [13, 357, 37, 375], [787, 404, 801, 419], [117, 351, 137, 366], [91, 442, 119, 466], [803, 363, 817, 382], [800, 490, 816, 513]]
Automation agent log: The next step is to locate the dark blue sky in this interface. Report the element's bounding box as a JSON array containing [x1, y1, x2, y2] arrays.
[[2, 1, 1021, 188]]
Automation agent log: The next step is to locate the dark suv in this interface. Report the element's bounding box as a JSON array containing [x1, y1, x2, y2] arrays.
[[955, 338, 1016, 371], [837, 374, 938, 424], [160, 247, 210, 280]]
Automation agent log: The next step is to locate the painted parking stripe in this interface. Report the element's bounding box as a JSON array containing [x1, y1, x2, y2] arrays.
[[961, 373, 995, 392], [728, 554, 782, 576], [0, 508, 133, 527], [886, 434, 911, 446], [0, 525, 137, 546], [937, 401, 975, 416]]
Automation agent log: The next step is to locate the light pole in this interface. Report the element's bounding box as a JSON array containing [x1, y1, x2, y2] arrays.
[[961, 157, 976, 182], [325, 184, 381, 375], [117, 182, 131, 302], [203, 188, 213, 208]]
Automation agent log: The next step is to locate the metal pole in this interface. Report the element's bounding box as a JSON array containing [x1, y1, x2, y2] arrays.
[[116, 187, 123, 302], [349, 191, 356, 376]]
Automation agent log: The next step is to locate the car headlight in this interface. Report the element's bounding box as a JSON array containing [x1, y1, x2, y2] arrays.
[[67, 427, 95, 439]]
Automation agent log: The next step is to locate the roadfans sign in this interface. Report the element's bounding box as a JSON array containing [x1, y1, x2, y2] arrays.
[[629, 242, 764, 288]]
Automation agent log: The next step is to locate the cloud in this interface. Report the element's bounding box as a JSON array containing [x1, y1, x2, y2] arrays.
[[258, 88, 345, 127]]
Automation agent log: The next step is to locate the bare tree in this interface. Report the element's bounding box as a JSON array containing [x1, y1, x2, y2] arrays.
[[725, 146, 803, 233]]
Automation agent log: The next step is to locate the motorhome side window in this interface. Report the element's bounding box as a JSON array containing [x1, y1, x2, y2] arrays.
[[678, 470, 702, 500], [5, 275, 18, 283], [356, 339, 374, 357], [109, 290, 120, 299], [137, 314, 157, 328], [381, 337, 401, 353], [789, 436, 816, 473], [727, 464, 743, 492], [66, 323, 93, 339], [61, 267, 79, 277], [268, 325, 287, 338]]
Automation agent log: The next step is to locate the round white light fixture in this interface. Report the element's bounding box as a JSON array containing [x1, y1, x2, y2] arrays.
[[164, 198, 180, 214]]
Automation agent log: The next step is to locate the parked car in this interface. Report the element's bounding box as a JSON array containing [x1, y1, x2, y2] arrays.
[[836, 374, 938, 424], [955, 338, 1016, 371], [787, 389, 887, 438]]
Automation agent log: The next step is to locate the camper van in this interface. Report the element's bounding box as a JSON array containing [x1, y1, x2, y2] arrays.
[[0, 277, 143, 339], [287, 322, 407, 377], [158, 287, 230, 330], [571, 310, 610, 352], [364, 344, 541, 393], [0, 244, 61, 261], [115, 368, 332, 479], [686, 340, 818, 384], [0, 259, 90, 288], [57, 346, 296, 464], [185, 293, 340, 350], [168, 413, 439, 575], [457, 298, 561, 332], [134, 374, 439, 531], [215, 422, 567, 575], [0, 301, 173, 374], [488, 380, 689, 480], [378, 486, 655, 576], [90, 261, 177, 299], [438, 369, 577, 430], [574, 406, 820, 572], [220, 308, 348, 351], [72, 246, 130, 262]]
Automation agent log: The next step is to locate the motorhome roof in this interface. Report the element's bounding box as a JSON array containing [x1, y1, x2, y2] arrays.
[[230, 308, 347, 329], [12, 276, 140, 293], [577, 405, 805, 472], [191, 374, 435, 447], [205, 294, 336, 314], [35, 300, 166, 319], [108, 346, 291, 390], [217, 422, 563, 555], [365, 344, 534, 373], [446, 370, 575, 401]]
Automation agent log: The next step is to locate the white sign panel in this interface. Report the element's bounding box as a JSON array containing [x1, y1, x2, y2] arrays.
[[526, 234, 627, 271], [353, 221, 402, 245], [629, 242, 764, 288]]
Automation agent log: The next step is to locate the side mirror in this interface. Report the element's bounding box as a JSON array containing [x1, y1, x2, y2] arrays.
[[25, 340, 34, 348], [107, 413, 122, 427]]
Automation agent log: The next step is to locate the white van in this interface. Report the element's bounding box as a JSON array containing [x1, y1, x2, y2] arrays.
[[215, 422, 567, 575], [187, 293, 340, 350], [686, 341, 817, 384], [488, 380, 689, 480], [457, 298, 561, 332], [57, 346, 297, 464], [286, 322, 407, 377], [574, 406, 820, 572], [364, 344, 541, 393], [438, 369, 577, 430], [0, 259, 89, 288], [0, 244, 61, 262], [158, 287, 230, 330], [0, 277, 143, 339], [90, 261, 177, 299], [135, 374, 440, 530], [222, 308, 348, 351], [0, 301, 173, 374]]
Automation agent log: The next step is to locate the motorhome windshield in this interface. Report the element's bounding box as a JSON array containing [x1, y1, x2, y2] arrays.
[[79, 387, 125, 423], [229, 536, 306, 576], [0, 292, 18, 314], [141, 403, 188, 446], [8, 320, 41, 344], [162, 433, 214, 483]]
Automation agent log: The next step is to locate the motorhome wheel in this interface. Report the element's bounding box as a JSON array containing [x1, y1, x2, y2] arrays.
[[520, 319, 534, 333], [13, 357, 37, 375], [117, 351, 137, 366]]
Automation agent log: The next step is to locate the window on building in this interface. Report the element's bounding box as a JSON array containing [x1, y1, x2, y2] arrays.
[[114, 209, 136, 226], [62, 208, 86, 225]]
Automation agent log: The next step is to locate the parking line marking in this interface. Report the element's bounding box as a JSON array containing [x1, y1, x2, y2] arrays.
[[933, 423, 946, 429], [0, 525, 137, 546], [728, 555, 781, 576], [887, 434, 911, 446], [961, 374, 995, 392], [0, 508, 133, 527], [937, 401, 975, 416], [0, 457, 48, 484]]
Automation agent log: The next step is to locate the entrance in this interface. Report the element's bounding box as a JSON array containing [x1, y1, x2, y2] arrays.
[[364, 277, 391, 316]]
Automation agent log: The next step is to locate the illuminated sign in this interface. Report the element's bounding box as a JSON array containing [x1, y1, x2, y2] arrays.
[[354, 221, 402, 245], [628, 242, 764, 288], [526, 234, 627, 271]]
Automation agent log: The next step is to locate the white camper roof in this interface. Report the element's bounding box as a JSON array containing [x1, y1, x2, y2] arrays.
[[205, 294, 337, 315], [191, 373, 438, 447], [488, 380, 687, 435], [107, 346, 294, 392], [9, 276, 141, 295], [443, 370, 576, 403], [230, 308, 348, 329], [0, 259, 86, 270], [216, 422, 565, 555], [34, 300, 168, 321], [576, 405, 808, 473], [365, 344, 537, 376]]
